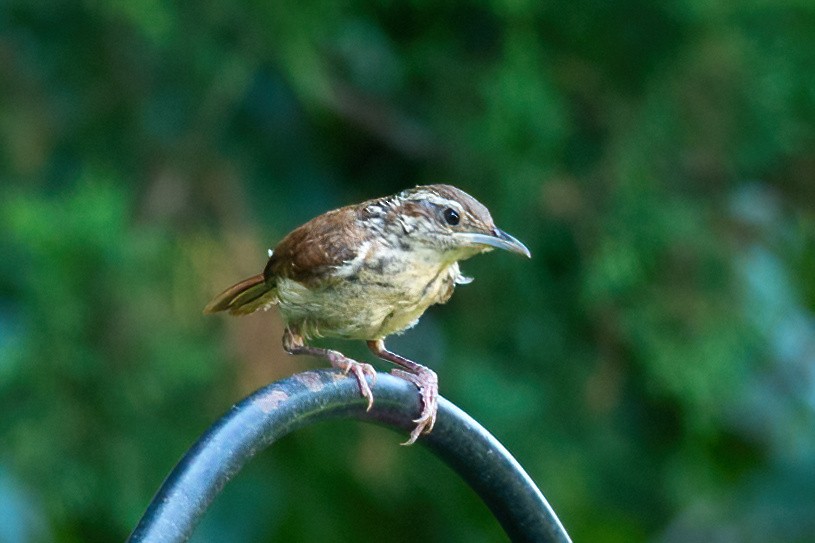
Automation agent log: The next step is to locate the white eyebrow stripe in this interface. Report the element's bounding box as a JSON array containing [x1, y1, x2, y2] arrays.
[[403, 191, 465, 213]]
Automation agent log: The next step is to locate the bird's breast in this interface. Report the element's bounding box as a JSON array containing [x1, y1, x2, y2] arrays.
[[275, 243, 461, 340]]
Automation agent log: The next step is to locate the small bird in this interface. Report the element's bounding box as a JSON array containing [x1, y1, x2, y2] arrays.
[[204, 184, 530, 444]]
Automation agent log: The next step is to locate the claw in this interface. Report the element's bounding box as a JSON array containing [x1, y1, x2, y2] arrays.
[[282, 332, 377, 412], [332, 356, 376, 411], [391, 367, 438, 445]]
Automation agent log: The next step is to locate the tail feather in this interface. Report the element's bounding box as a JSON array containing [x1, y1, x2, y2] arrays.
[[203, 274, 274, 316]]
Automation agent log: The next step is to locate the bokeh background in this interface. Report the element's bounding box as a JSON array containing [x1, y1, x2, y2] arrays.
[[2, 1, 815, 542]]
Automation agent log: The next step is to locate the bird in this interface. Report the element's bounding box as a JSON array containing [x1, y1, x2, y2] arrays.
[[204, 184, 530, 445]]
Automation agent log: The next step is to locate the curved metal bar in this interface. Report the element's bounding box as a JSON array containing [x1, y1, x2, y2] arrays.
[[127, 370, 572, 543]]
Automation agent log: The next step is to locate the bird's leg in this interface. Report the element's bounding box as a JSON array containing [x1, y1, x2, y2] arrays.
[[283, 328, 376, 411], [367, 339, 438, 445]]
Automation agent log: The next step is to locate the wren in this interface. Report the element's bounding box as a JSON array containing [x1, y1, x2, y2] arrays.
[[204, 184, 530, 444]]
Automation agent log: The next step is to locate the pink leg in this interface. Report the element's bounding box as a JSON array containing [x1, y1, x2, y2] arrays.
[[283, 329, 376, 411], [367, 339, 438, 445]]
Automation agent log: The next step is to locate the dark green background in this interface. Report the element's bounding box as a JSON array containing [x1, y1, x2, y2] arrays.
[[1, 1, 814, 541]]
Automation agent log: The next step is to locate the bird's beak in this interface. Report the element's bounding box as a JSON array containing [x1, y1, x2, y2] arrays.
[[454, 228, 531, 258]]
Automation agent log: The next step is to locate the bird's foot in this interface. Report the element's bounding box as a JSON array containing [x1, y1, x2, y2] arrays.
[[329, 354, 377, 411], [391, 366, 438, 445]]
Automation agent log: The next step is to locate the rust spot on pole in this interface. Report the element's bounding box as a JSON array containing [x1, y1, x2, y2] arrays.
[[255, 389, 289, 413], [293, 371, 325, 392]]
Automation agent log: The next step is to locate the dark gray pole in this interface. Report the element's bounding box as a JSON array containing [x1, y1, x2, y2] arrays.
[[128, 370, 572, 543]]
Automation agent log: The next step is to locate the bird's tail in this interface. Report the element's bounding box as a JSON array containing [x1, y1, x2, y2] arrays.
[[203, 274, 274, 316]]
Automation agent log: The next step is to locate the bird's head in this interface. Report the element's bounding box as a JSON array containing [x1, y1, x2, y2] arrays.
[[391, 184, 531, 261]]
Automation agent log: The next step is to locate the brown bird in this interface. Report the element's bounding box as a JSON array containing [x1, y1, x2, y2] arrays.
[[204, 184, 530, 444]]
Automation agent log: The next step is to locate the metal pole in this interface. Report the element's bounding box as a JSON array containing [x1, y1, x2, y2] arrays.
[[128, 370, 572, 543]]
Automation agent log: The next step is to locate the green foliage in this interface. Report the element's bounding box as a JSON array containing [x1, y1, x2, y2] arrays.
[[1, 0, 814, 541], [0, 180, 232, 538]]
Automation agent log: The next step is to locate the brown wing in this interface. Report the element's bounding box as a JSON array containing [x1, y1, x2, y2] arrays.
[[264, 206, 361, 288]]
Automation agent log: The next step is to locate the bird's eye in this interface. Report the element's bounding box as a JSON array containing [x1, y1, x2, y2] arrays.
[[443, 207, 460, 226]]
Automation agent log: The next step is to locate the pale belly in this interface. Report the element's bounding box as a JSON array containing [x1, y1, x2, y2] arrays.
[[274, 261, 461, 340]]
